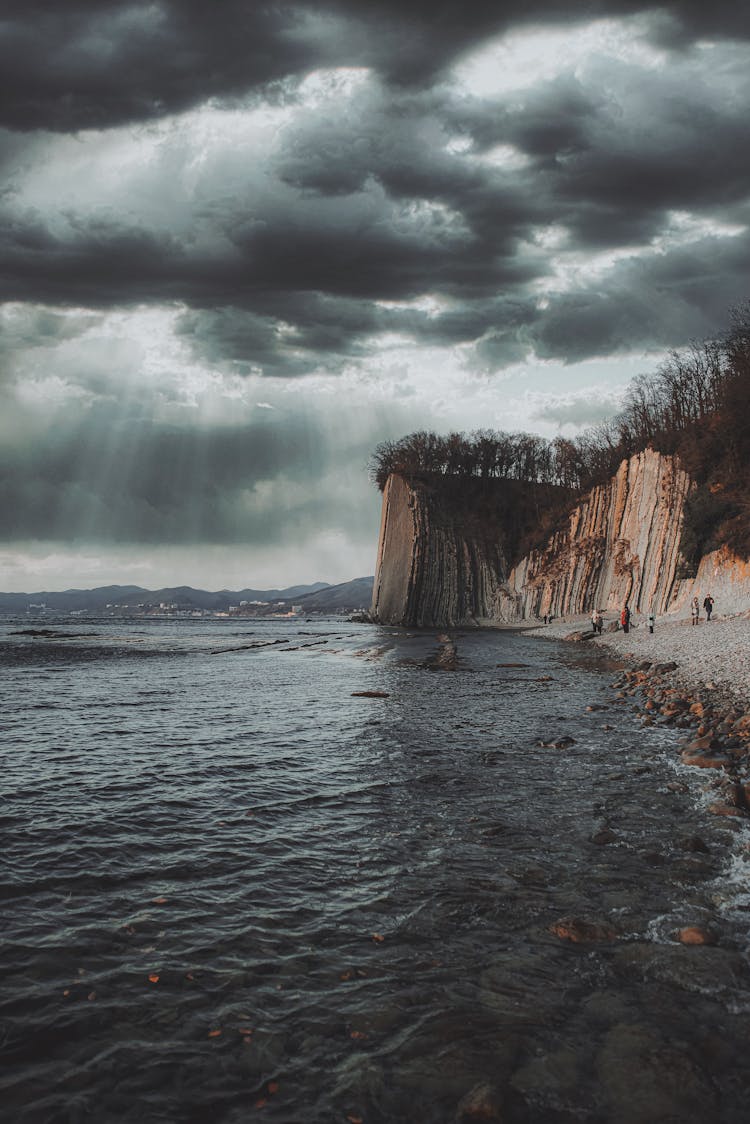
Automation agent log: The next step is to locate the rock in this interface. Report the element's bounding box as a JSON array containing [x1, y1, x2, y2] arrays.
[[661, 700, 688, 716], [351, 690, 390, 698], [371, 451, 719, 627], [549, 917, 618, 943], [615, 942, 744, 996], [678, 835, 709, 852], [537, 734, 576, 749], [682, 733, 722, 751], [708, 802, 744, 817], [677, 925, 718, 946], [680, 749, 729, 770], [596, 1021, 717, 1122], [455, 1082, 503, 1122], [727, 783, 748, 809], [590, 827, 618, 845], [654, 661, 678, 673], [510, 1047, 580, 1105]]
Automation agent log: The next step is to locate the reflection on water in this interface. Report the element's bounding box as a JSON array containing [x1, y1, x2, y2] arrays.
[[2, 618, 750, 1123]]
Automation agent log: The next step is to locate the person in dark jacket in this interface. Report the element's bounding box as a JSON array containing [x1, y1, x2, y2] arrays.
[[703, 594, 714, 621]]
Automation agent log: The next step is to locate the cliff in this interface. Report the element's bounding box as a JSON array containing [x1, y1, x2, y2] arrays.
[[370, 450, 750, 626], [371, 473, 511, 626], [505, 449, 691, 619]]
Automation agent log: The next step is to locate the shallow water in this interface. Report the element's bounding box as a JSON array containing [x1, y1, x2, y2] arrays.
[[2, 617, 750, 1123]]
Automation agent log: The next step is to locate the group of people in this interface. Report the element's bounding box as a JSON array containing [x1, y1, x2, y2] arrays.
[[550, 594, 717, 634], [592, 594, 715, 634], [691, 594, 715, 624]]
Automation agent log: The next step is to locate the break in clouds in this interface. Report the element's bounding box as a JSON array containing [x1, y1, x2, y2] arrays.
[[1, 1, 749, 588]]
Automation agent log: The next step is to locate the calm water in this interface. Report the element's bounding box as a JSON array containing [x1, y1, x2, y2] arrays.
[[2, 617, 750, 1123]]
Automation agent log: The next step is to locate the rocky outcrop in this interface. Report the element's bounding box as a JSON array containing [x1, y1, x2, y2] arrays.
[[370, 449, 750, 626], [505, 449, 691, 619], [370, 473, 510, 626]]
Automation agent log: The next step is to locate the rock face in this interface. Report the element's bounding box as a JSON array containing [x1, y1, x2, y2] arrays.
[[370, 449, 750, 626], [506, 449, 691, 619], [371, 473, 510, 626]]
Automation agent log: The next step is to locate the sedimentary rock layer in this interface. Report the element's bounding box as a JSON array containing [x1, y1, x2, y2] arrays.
[[506, 449, 691, 619], [371, 450, 750, 626], [371, 473, 510, 626]]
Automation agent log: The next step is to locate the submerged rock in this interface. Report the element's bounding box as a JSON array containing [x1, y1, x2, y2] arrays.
[[596, 1022, 717, 1122], [455, 1082, 504, 1122], [537, 734, 576, 749], [590, 826, 618, 845], [677, 925, 718, 946], [549, 917, 618, 943]]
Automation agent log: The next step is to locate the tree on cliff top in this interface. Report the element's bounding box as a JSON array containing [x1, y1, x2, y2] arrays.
[[370, 304, 750, 559]]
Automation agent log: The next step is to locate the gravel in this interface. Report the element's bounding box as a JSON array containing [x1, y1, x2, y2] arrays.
[[525, 611, 750, 706]]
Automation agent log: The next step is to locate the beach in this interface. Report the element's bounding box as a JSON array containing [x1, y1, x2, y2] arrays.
[[527, 610, 750, 706]]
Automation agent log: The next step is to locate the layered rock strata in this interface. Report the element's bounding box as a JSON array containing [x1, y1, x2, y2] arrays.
[[370, 473, 510, 626], [371, 449, 750, 626], [506, 450, 691, 619]]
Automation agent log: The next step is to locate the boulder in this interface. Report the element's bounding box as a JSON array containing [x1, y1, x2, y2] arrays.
[[537, 735, 576, 749], [680, 749, 729, 770], [677, 925, 718, 946], [549, 917, 618, 943]]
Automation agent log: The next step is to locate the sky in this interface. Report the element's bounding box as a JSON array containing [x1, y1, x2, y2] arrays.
[[1, 1, 749, 592]]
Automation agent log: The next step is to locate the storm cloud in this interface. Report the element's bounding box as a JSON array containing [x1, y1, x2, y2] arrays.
[[1, 1, 749, 588]]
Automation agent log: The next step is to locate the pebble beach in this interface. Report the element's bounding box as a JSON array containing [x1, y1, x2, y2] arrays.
[[527, 609, 750, 705]]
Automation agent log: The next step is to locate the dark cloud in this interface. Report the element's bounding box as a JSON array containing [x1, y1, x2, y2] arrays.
[[2, 2, 750, 133], [1, 2, 749, 377], [0, 2, 324, 133], [527, 227, 750, 363]]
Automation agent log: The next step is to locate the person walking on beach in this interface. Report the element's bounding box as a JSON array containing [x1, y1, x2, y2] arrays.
[[648, 611, 655, 634], [703, 593, 714, 621], [620, 605, 631, 634], [691, 596, 700, 625]]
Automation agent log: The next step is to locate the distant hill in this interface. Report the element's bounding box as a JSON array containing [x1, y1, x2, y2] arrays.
[[0, 582, 332, 614], [291, 577, 374, 613]]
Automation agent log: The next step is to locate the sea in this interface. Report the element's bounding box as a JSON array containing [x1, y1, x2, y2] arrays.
[[2, 616, 750, 1123]]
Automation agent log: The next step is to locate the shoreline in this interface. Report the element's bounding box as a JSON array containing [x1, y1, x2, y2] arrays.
[[525, 611, 750, 704], [525, 611, 750, 816]]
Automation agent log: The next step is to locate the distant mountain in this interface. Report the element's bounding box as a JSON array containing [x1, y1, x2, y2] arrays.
[[0, 582, 331, 614], [292, 577, 374, 612]]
